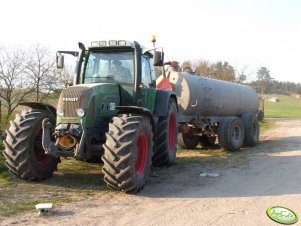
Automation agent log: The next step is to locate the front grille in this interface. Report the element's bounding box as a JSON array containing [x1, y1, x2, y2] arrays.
[[60, 86, 90, 117]]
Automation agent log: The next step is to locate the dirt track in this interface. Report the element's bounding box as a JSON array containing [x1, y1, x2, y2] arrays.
[[1, 119, 301, 226]]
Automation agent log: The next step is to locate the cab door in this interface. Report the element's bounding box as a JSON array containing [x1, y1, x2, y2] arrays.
[[141, 55, 156, 112]]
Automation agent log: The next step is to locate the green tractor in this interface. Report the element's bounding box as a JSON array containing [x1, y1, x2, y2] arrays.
[[3, 39, 178, 193]]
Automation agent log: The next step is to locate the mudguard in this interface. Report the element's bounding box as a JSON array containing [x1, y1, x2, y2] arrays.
[[153, 89, 178, 118], [19, 102, 56, 118], [116, 106, 155, 133]]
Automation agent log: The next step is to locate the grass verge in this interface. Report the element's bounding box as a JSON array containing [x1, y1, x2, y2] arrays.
[[0, 158, 112, 218], [264, 95, 301, 118]]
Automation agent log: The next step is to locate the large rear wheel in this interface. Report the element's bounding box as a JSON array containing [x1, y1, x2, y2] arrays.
[[3, 110, 59, 181], [152, 98, 178, 166], [102, 114, 153, 193]]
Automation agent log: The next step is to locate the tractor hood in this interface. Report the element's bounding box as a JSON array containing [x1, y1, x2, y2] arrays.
[[57, 83, 123, 118]]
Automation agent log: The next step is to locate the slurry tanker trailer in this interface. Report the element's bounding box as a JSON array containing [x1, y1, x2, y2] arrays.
[[157, 70, 260, 150], [3, 37, 260, 193]]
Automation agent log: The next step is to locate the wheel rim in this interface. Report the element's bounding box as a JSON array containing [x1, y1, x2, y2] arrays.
[[232, 126, 241, 144], [34, 130, 53, 166], [136, 133, 148, 176], [168, 112, 176, 152]]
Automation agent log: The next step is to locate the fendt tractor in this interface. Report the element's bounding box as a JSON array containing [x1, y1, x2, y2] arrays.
[[3, 37, 260, 193]]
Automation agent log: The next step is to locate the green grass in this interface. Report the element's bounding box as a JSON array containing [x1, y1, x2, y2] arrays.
[[0, 158, 111, 218], [0, 197, 72, 217], [175, 147, 249, 169], [264, 95, 301, 118], [0, 140, 9, 184], [259, 120, 275, 133], [0, 154, 9, 184]]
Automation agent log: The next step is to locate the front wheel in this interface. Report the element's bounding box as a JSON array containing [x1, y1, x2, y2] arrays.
[[3, 110, 59, 181], [102, 114, 153, 193]]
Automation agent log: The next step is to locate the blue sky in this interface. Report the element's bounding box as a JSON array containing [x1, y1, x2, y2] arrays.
[[1, 0, 301, 82]]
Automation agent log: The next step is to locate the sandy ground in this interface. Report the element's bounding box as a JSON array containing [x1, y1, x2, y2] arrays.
[[1, 119, 301, 226]]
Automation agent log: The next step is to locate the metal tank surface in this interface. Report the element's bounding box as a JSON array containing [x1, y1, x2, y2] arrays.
[[166, 72, 259, 121]]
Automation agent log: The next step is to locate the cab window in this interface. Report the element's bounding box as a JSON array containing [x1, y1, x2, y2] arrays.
[[83, 50, 134, 84]]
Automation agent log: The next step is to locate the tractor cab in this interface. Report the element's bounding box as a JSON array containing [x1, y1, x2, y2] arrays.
[[57, 40, 162, 106]]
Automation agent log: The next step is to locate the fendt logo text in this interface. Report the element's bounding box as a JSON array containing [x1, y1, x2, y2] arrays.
[[63, 97, 79, 102]]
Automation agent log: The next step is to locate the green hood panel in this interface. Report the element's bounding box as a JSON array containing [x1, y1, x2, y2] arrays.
[[57, 83, 133, 128]]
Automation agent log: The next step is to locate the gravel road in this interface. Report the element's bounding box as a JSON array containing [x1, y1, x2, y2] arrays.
[[1, 119, 301, 226]]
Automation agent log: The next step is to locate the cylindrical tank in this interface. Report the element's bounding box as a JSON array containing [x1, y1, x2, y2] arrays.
[[160, 72, 259, 117]]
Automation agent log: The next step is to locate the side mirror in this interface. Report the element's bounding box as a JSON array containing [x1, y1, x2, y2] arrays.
[[153, 51, 164, 66], [56, 53, 64, 69]]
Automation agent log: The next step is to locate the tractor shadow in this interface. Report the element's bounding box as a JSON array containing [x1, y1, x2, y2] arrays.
[[41, 158, 108, 191], [44, 171, 107, 191]]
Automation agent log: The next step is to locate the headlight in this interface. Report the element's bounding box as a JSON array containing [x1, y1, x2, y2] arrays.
[[76, 108, 86, 117], [57, 108, 64, 117]]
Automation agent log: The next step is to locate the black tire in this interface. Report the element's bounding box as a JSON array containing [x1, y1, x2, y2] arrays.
[[218, 117, 245, 151], [199, 135, 216, 148], [177, 133, 199, 149], [241, 112, 259, 146], [3, 110, 59, 181], [102, 114, 153, 193], [257, 110, 264, 122], [152, 98, 178, 166]]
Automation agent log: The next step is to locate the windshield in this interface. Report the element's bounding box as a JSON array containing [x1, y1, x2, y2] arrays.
[[83, 50, 134, 84]]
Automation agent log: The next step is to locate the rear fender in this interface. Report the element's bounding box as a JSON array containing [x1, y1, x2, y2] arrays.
[[153, 89, 178, 118]]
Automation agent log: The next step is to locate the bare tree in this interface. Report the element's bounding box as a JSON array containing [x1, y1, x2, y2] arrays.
[[0, 47, 33, 117], [181, 60, 194, 72], [24, 45, 57, 102], [235, 65, 254, 84]]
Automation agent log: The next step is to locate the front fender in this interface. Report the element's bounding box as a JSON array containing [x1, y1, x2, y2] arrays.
[[19, 102, 56, 118], [116, 106, 155, 132]]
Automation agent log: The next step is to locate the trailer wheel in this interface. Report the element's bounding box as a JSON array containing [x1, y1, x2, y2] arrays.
[[152, 98, 178, 166], [199, 135, 216, 148], [102, 114, 153, 193], [241, 112, 259, 146], [177, 133, 199, 149], [218, 117, 245, 151], [3, 110, 59, 181], [257, 110, 264, 122]]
